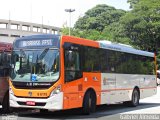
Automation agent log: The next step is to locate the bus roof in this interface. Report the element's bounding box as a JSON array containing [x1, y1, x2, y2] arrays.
[[12, 34, 154, 57], [61, 36, 154, 58], [98, 40, 154, 57], [0, 42, 12, 52]]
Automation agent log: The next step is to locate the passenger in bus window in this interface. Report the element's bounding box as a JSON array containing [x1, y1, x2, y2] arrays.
[[69, 63, 75, 77]]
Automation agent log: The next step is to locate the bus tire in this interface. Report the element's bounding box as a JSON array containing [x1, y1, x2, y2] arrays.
[[82, 90, 96, 115], [124, 88, 140, 107], [2, 91, 10, 113]]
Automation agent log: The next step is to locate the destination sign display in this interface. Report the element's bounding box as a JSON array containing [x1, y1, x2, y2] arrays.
[[21, 39, 52, 47], [14, 38, 60, 49]]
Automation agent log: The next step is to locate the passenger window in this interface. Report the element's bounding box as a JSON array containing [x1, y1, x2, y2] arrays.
[[83, 47, 101, 72], [65, 50, 82, 82]]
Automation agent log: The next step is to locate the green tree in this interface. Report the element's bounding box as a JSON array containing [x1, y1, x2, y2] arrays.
[[121, 0, 160, 53], [127, 0, 139, 9], [62, 4, 131, 45], [102, 22, 131, 45], [61, 27, 102, 40], [72, 4, 131, 44], [75, 4, 126, 32]]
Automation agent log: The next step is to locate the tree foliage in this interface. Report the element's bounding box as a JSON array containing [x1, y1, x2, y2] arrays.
[[62, 1, 160, 57], [121, 0, 160, 53], [75, 4, 126, 32], [127, 0, 139, 9], [62, 4, 130, 44]]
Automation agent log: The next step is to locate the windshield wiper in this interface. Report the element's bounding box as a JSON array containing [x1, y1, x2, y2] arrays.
[[38, 48, 49, 61]]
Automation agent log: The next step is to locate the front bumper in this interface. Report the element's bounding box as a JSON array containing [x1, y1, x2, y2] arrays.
[[10, 92, 63, 111]]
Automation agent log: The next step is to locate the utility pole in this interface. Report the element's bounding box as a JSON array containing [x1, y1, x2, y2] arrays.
[[65, 9, 75, 36]]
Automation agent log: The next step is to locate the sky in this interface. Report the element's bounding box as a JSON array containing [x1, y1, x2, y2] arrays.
[[0, 0, 130, 28]]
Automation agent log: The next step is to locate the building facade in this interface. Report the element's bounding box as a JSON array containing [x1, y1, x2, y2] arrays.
[[0, 19, 61, 43]]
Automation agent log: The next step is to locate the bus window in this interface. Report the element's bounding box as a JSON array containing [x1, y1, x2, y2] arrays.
[[65, 50, 82, 82], [83, 47, 101, 72]]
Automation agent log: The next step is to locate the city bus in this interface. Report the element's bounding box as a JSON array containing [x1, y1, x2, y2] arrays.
[[9, 35, 157, 114], [0, 42, 12, 113]]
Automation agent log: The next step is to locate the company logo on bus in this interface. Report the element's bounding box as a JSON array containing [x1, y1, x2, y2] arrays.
[[26, 82, 33, 86], [28, 91, 32, 97]]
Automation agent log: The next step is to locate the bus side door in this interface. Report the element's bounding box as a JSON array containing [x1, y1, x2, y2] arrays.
[[63, 43, 83, 109]]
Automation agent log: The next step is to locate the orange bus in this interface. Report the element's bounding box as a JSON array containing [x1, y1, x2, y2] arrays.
[[9, 35, 157, 114], [0, 42, 12, 113]]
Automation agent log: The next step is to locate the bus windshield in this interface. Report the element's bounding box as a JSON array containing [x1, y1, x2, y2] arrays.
[[10, 48, 59, 82]]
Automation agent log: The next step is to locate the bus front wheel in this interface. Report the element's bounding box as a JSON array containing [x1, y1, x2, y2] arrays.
[[82, 90, 96, 115]]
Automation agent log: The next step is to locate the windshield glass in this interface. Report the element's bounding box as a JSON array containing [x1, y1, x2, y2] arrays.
[[11, 49, 60, 82]]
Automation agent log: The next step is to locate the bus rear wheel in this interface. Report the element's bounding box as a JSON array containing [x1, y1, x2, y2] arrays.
[[123, 88, 140, 107], [82, 91, 96, 115]]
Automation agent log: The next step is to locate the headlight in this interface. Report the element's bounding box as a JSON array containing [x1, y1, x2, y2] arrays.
[[9, 87, 14, 95], [50, 85, 61, 97]]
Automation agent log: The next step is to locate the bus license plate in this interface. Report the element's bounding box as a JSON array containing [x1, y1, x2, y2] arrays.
[[26, 101, 35, 106]]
